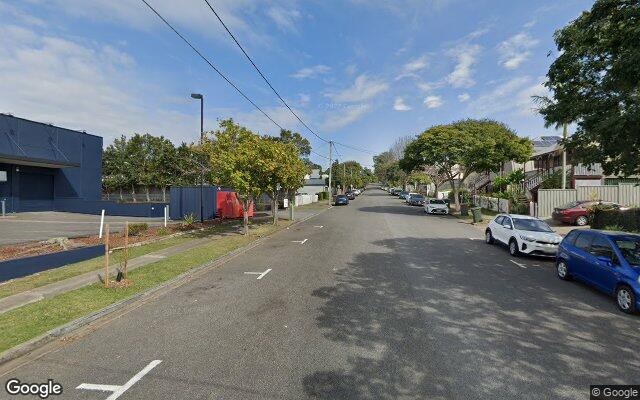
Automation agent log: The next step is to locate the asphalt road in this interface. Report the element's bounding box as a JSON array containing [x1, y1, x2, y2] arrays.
[[2, 188, 640, 399]]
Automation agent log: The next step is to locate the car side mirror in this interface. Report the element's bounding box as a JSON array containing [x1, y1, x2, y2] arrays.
[[596, 255, 612, 266], [502, 224, 512, 230]]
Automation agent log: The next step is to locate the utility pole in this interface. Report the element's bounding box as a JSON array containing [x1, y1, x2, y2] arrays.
[[191, 93, 205, 223], [343, 163, 346, 194], [562, 122, 568, 189], [328, 141, 333, 203]]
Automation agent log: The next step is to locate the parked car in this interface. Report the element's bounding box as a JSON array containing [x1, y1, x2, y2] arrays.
[[390, 188, 400, 195], [556, 229, 640, 314], [353, 189, 361, 196], [345, 191, 356, 200], [334, 194, 349, 206], [403, 192, 419, 202], [552, 200, 624, 226], [397, 191, 409, 199], [424, 199, 449, 214], [485, 214, 563, 257], [407, 194, 425, 206]]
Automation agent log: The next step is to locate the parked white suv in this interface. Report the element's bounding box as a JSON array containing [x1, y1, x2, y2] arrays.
[[424, 199, 449, 214], [485, 214, 563, 257]]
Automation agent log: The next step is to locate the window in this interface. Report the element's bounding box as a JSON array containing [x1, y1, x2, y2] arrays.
[[494, 216, 504, 225], [589, 236, 614, 259], [615, 239, 640, 265], [563, 230, 580, 246], [503, 217, 513, 229], [574, 232, 592, 251], [513, 218, 553, 232]]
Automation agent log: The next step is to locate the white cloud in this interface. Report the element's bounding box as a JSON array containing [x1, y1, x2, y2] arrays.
[[0, 24, 199, 145], [497, 32, 539, 70], [424, 95, 443, 108], [329, 74, 389, 103], [393, 97, 411, 111], [468, 76, 547, 116], [267, 6, 302, 32], [404, 55, 428, 73], [457, 93, 470, 102], [321, 105, 371, 131], [446, 43, 481, 88], [298, 93, 311, 106], [291, 64, 331, 79], [345, 64, 357, 75]]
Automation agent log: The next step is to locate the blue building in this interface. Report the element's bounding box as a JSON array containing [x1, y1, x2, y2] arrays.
[[0, 114, 102, 213]]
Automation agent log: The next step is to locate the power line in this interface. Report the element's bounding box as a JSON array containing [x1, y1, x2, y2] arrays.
[[310, 149, 330, 160], [139, 0, 285, 131], [201, 0, 329, 144], [332, 142, 343, 161], [333, 140, 376, 155]]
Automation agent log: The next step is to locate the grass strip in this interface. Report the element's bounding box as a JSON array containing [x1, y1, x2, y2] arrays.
[[0, 221, 287, 353]]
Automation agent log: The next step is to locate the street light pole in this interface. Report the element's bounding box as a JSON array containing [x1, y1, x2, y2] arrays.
[[191, 93, 204, 223], [328, 141, 333, 204]]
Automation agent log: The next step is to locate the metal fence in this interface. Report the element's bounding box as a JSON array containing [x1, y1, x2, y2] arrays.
[[537, 183, 640, 218]]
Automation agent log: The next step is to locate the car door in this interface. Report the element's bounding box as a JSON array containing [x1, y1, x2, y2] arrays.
[[491, 216, 505, 242], [494, 216, 511, 243], [500, 216, 515, 244], [587, 235, 620, 294], [567, 232, 594, 280]]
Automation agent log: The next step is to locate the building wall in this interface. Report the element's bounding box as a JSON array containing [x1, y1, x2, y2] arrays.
[[0, 114, 102, 213]]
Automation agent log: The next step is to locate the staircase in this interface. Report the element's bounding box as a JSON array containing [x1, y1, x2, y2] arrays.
[[523, 166, 564, 192], [469, 172, 493, 192]]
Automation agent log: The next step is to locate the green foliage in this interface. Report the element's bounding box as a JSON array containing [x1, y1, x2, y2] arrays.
[[317, 191, 330, 200], [448, 189, 471, 204], [128, 223, 149, 236], [590, 207, 640, 232], [492, 176, 510, 192], [330, 160, 371, 190], [182, 213, 196, 229], [506, 169, 525, 184], [539, 170, 572, 189], [539, 0, 640, 176], [156, 227, 171, 236]]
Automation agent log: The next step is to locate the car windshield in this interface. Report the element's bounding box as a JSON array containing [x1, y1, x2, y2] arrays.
[[615, 239, 640, 265], [559, 201, 580, 209], [336, 195, 347, 199], [430, 200, 446, 204], [411, 195, 424, 199], [513, 218, 554, 232]]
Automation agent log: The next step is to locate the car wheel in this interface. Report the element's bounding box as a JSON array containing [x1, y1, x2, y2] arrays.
[[575, 215, 588, 226], [556, 260, 571, 281], [508, 239, 520, 257], [615, 285, 637, 314], [485, 229, 494, 244]]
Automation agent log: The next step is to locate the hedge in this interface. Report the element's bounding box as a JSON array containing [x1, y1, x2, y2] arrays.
[[590, 207, 640, 232]]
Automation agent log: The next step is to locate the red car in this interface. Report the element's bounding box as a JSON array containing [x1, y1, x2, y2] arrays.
[[552, 200, 624, 226]]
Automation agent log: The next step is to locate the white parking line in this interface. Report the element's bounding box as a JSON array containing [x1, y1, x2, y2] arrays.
[[314, 225, 324, 228], [510, 259, 527, 269], [244, 268, 272, 280], [292, 238, 308, 244], [77, 360, 162, 400]]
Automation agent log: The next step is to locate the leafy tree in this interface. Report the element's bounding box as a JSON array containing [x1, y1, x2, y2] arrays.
[[406, 119, 532, 209], [102, 136, 133, 200], [204, 119, 270, 235], [538, 0, 640, 176]]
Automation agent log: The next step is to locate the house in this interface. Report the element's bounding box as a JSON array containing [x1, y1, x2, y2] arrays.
[[469, 135, 605, 200], [298, 169, 327, 195]]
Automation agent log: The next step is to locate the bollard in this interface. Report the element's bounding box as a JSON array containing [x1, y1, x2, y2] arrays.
[[99, 209, 105, 238]]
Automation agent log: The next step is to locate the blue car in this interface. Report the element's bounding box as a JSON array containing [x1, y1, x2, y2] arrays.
[[556, 229, 640, 314], [334, 194, 349, 206]]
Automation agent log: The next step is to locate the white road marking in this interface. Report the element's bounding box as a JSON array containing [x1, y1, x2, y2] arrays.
[[244, 268, 272, 280], [468, 238, 482, 241], [77, 360, 162, 400], [314, 225, 324, 228], [292, 238, 308, 244], [510, 260, 527, 269]]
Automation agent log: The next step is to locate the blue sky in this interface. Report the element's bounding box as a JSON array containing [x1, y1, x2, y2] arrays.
[[0, 0, 593, 168]]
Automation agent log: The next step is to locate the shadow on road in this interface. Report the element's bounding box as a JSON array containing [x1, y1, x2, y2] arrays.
[[357, 204, 428, 216], [303, 237, 640, 399]]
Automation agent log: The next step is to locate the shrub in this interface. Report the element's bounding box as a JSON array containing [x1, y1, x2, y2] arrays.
[[449, 189, 471, 204], [181, 213, 196, 229], [156, 227, 171, 236], [128, 223, 148, 236], [590, 207, 640, 232], [493, 176, 509, 192], [317, 191, 330, 200]]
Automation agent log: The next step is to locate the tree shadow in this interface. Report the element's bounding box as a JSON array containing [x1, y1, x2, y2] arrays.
[[304, 237, 640, 399]]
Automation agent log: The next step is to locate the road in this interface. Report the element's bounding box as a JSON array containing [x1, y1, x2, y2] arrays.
[[2, 188, 640, 399]]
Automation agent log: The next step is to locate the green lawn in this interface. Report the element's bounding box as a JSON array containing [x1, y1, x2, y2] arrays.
[[0, 222, 288, 353], [0, 222, 243, 300]]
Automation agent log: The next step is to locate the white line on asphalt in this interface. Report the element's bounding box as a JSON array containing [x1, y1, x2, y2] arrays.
[[244, 268, 272, 280], [292, 238, 308, 244], [314, 225, 324, 228], [77, 360, 162, 400], [510, 260, 527, 269]]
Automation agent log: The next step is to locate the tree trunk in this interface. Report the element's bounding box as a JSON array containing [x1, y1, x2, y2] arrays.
[[272, 192, 278, 225], [145, 186, 150, 202], [242, 198, 250, 236], [451, 178, 460, 211], [162, 186, 166, 202], [119, 188, 123, 201], [131, 185, 137, 203], [288, 190, 294, 221], [434, 183, 439, 198]]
